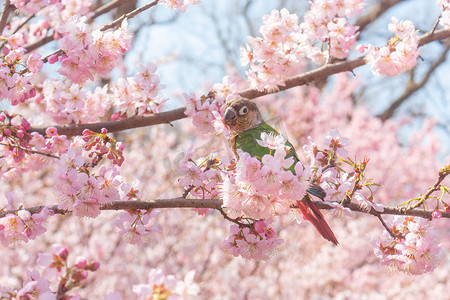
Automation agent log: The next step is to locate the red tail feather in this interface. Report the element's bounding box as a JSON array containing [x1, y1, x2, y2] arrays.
[[296, 197, 339, 245]]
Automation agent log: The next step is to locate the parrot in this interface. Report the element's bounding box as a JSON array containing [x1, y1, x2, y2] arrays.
[[223, 97, 338, 245]]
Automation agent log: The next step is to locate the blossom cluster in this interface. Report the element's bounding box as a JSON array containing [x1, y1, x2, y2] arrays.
[[0, 112, 33, 163], [1, 1, 100, 106], [57, 16, 132, 83], [132, 268, 200, 299], [222, 221, 284, 261], [0, 193, 53, 246], [111, 63, 166, 119], [1, 244, 100, 299], [184, 75, 241, 135], [160, 0, 202, 12], [302, 129, 384, 213], [42, 79, 111, 124], [183, 91, 227, 135], [362, 17, 420, 77], [0, 47, 39, 105], [114, 209, 161, 246], [242, 3, 363, 91], [11, 0, 92, 25], [1, 126, 69, 181], [374, 216, 443, 275], [54, 147, 122, 218], [222, 146, 307, 220], [438, 0, 450, 28], [176, 145, 223, 204], [82, 128, 125, 167]]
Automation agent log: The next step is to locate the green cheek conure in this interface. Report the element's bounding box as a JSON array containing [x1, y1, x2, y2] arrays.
[[223, 97, 338, 245]]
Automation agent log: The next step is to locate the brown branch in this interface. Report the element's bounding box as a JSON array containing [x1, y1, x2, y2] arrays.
[[0, 0, 11, 35], [378, 40, 450, 121], [376, 214, 403, 239], [29, 28, 450, 137], [25, 35, 55, 54], [0, 142, 60, 159], [2, 197, 450, 220], [90, 0, 129, 20], [30, 107, 187, 136], [406, 164, 450, 210], [99, 0, 160, 31]]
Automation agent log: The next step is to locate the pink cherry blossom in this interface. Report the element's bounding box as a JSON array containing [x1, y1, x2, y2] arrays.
[[26, 53, 44, 73], [364, 17, 420, 77], [133, 268, 200, 299], [374, 216, 443, 275], [256, 132, 287, 150]]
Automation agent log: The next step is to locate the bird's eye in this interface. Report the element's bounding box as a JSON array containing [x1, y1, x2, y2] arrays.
[[239, 106, 249, 115]]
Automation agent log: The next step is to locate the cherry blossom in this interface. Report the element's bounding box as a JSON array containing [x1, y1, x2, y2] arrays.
[[363, 17, 420, 76], [132, 268, 200, 299], [222, 222, 284, 260], [374, 216, 443, 275]]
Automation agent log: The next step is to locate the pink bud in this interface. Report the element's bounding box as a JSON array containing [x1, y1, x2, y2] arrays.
[[58, 247, 69, 260], [75, 256, 88, 268], [116, 142, 125, 151], [432, 210, 442, 219], [4, 128, 11, 135], [101, 128, 108, 134], [0, 115, 5, 122], [254, 220, 267, 234], [16, 130, 24, 138], [48, 54, 59, 64], [111, 112, 120, 120]]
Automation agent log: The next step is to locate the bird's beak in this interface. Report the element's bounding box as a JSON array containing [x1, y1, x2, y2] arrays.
[[224, 107, 236, 126]]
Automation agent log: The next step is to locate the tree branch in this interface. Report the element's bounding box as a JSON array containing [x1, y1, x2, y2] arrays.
[[90, 0, 129, 20], [31, 107, 187, 136], [99, 0, 160, 31], [29, 28, 450, 137], [2, 197, 449, 220], [378, 40, 450, 121]]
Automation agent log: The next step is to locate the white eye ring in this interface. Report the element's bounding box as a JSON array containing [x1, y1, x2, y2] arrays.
[[239, 106, 249, 115]]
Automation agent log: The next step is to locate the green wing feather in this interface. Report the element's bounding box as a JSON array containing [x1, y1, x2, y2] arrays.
[[234, 122, 301, 173]]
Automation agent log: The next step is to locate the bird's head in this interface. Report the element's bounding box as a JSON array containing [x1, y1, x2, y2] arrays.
[[224, 97, 263, 134]]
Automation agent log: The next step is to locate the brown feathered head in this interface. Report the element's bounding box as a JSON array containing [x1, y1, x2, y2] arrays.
[[223, 98, 263, 135]]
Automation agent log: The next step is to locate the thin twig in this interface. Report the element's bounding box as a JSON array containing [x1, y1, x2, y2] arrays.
[[378, 40, 450, 121], [0, 142, 60, 159], [90, 0, 128, 21], [218, 207, 252, 227], [405, 164, 450, 210], [431, 13, 442, 35], [99, 0, 160, 31], [376, 214, 403, 239]]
